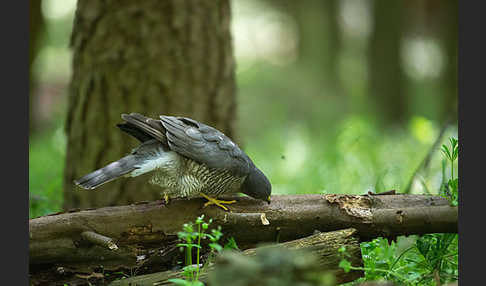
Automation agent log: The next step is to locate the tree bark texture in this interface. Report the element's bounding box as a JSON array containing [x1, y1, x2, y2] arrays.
[[108, 228, 363, 286], [435, 0, 458, 123], [29, 0, 45, 134], [369, 0, 406, 125], [403, 0, 457, 124], [64, 0, 237, 209], [30, 194, 457, 276]]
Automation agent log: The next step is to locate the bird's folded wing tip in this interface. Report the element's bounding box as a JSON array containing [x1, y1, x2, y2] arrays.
[[73, 179, 91, 190]]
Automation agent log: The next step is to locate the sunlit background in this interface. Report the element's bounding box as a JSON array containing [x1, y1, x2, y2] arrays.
[[29, 0, 458, 218]]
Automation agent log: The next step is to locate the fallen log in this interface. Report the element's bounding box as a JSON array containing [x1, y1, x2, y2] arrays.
[[110, 228, 364, 286], [29, 194, 457, 284]]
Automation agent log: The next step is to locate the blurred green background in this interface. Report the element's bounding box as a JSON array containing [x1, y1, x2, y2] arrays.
[[29, 0, 457, 218]]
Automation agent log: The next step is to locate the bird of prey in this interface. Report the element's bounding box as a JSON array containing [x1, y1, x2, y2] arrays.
[[74, 113, 272, 210]]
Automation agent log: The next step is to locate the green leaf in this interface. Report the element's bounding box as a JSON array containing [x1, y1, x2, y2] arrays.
[[210, 227, 223, 241], [449, 137, 458, 150], [195, 215, 205, 224], [441, 144, 452, 161], [223, 237, 239, 250], [416, 238, 431, 258], [448, 178, 458, 192], [209, 243, 223, 252], [339, 259, 351, 273], [204, 234, 214, 241], [445, 178, 458, 206], [182, 265, 198, 278], [168, 278, 192, 286]]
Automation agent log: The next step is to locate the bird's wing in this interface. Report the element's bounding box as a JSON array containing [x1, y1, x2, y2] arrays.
[[160, 115, 251, 177], [117, 113, 168, 144]]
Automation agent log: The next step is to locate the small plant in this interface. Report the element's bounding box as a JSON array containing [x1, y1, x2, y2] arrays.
[[168, 215, 224, 286], [440, 137, 458, 206], [223, 237, 239, 251], [339, 137, 459, 285], [338, 242, 410, 285], [414, 233, 458, 285]]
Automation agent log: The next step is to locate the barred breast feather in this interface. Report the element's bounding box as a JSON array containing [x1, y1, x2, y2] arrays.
[[149, 156, 246, 199]]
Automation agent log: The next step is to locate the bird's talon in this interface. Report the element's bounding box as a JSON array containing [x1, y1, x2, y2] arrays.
[[163, 193, 170, 204], [200, 194, 235, 211], [203, 201, 229, 211]]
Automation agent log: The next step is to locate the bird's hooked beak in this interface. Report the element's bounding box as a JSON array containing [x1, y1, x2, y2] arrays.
[[267, 196, 271, 204]]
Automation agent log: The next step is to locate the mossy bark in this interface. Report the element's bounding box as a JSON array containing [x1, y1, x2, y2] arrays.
[[438, 0, 458, 123], [29, 0, 45, 134], [64, 0, 237, 209]]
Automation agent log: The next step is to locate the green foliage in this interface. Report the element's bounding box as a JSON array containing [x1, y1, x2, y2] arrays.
[[223, 237, 240, 251], [169, 215, 224, 286], [339, 241, 409, 284], [440, 138, 458, 165], [168, 278, 205, 286], [440, 137, 458, 206], [415, 233, 458, 283], [243, 113, 456, 197], [339, 235, 458, 286], [339, 137, 459, 285], [29, 124, 65, 218]]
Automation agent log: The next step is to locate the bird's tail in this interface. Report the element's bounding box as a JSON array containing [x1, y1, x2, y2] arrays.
[[74, 154, 144, 190]]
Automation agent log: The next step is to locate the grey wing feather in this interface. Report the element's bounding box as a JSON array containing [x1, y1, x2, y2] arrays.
[[117, 122, 154, 142], [160, 116, 250, 177], [119, 113, 168, 144]]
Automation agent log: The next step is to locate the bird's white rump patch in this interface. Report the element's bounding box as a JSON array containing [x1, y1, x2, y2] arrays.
[[130, 150, 180, 177]]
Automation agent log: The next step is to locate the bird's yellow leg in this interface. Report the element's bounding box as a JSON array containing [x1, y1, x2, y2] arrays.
[[200, 193, 236, 211], [161, 193, 169, 204]]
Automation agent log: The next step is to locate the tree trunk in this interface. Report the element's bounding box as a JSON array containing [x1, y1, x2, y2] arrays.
[[435, 0, 458, 124], [29, 0, 45, 134], [64, 0, 237, 209], [29, 194, 457, 273], [369, 0, 406, 125], [403, 0, 457, 125]]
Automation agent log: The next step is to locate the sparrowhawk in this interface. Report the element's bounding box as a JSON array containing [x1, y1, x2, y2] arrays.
[[74, 113, 272, 210]]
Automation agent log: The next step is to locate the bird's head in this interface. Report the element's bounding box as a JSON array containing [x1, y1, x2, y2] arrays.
[[241, 167, 272, 204]]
